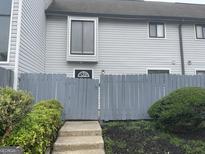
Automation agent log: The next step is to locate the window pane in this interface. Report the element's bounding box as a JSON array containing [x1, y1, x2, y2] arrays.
[[149, 24, 157, 37], [196, 26, 203, 38], [0, 16, 10, 61], [83, 21, 94, 54], [0, 0, 12, 15], [71, 21, 83, 54], [157, 24, 164, 37], [203, 27, 205, 39], [148, 70, 169, 74], [196, 71, 205, 75]]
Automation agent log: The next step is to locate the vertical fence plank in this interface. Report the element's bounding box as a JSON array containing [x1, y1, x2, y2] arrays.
[[18, 73, 99, 120], [18, 73, 205, 121], [100, 74, 205, 121], [0, 67, 14, 87]]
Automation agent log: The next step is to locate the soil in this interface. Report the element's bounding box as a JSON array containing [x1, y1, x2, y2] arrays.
[[102, 121, 202, 154], [175, 129, 205, 141]]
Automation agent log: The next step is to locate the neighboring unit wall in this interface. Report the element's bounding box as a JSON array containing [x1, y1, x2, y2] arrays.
[[182, 24, 205, 75], [46, 17, 182, 78], [18, 0, 46, 73], [0, 0, 19, 70]]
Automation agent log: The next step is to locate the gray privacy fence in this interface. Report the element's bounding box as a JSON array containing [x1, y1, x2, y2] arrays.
[[19, 74, 99, 120], [18, 73, 205, 121], [0, 67, 14, 87], [100, 74, 205, 120]]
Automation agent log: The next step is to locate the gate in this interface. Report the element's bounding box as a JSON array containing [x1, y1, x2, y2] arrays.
[[19, 74, 99, 120]]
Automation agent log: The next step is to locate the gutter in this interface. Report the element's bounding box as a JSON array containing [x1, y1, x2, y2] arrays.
[[178, 24, 185, 75]]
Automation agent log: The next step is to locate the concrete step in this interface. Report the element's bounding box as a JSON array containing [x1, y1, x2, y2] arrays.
[[52, 149, 105, 154], [53, 136, 104, 152], [58, 121, 102, 137]]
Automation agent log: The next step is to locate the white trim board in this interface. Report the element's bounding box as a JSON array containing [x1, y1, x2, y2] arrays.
[[14, 0, 23, 90]]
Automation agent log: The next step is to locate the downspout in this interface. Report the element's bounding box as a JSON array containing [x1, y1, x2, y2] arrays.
[[178, 24, 185, 75]]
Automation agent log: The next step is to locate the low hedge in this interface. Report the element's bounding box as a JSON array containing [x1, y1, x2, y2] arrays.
[[148, 87, 205, 133], [2, 100, 63, 154], [0, 88, 33, 138]]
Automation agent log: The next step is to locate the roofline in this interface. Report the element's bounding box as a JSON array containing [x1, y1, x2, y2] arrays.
[[45, 11, 205, 23]]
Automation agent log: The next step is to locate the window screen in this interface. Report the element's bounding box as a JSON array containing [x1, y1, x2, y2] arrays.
[[71, 20, 95, 55], [149, 23, 165, 38]]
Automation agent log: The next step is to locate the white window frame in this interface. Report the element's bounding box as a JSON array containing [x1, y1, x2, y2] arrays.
[[67, 16, 98, 57], [73, 68, 94, 79], [195, 24, 205, 40], [146, 68, 171, 74], [148, 22, 166, 39], [195, 69, 205, 75], [0, 0, 13, 64]]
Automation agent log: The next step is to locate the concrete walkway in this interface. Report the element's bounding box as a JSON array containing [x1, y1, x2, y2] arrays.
[[52, 121, 105, 154]]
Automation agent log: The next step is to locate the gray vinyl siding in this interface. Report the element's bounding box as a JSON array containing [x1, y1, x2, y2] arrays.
[[0, 0, 19, 70], [46, 17, 182, 78], [182, 24, 205, 75], [18, 0, 46, 73]]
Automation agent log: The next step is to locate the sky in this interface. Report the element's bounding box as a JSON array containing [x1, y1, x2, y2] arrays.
[[145, 0, 205, 4]]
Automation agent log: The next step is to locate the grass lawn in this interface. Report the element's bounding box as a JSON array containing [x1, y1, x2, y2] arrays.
[[102, 121, 205, 154]]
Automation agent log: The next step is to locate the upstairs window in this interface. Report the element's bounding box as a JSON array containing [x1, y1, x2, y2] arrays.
[[0, 0, 12, 62], [149, 23, 165, 38], [195, 25, 205, 39], [70, 18, 96, 55]]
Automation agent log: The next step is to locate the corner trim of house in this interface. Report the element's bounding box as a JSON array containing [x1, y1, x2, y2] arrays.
[[13, 0, 23, 90]]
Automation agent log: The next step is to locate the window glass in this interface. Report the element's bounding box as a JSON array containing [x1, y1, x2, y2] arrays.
[[71, 21, 83, 54], [83, 21, 94, 54], [0, 0, 12, 61], [149, 24, 157, 37], [202, 27, 205, 38], [70, 20, 95, 55], [196, 71, 205, 75], [148, 70, 170, 74], [196, 26, 203, 39], [0, 16, 10, 61], [75, 69, 93, 79], [0, 0, 12, 15], [149, 23, 165, 38], [157, 24, 164, 37]]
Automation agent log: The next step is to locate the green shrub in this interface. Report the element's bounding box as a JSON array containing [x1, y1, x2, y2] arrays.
[[148, 87, 205, 132], [0, 88, 33, 138], [2, 100, 63, 154]]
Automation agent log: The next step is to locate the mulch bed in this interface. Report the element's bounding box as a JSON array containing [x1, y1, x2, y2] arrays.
[[102, 121, 204, 154]]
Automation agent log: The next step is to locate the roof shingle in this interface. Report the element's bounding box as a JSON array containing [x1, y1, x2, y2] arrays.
[[47, 0, 205, 20]]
